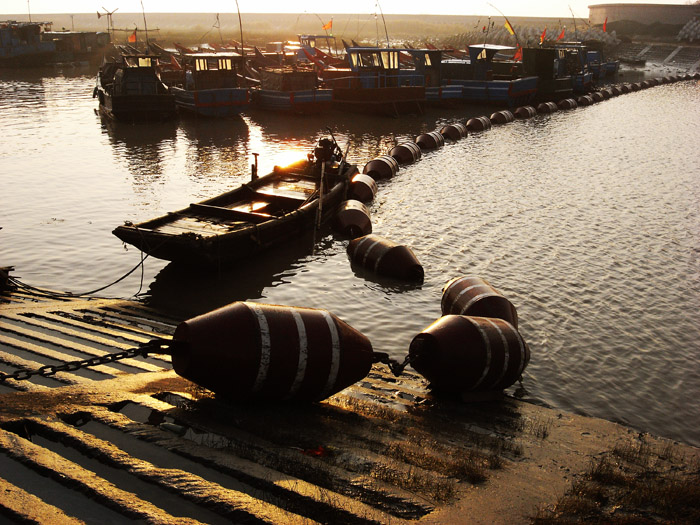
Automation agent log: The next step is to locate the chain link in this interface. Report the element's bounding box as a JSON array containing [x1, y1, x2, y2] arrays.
[[0, 339, 172, 384], [372, 352, 412, 377]]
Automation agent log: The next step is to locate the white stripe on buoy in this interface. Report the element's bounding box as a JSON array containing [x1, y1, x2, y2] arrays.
[[250, 303, 271, 393], [484, 318, 509, 388], [504, 321, 528, 377], [361, 239, 381, 268], [468, 317, 492, 390], [450, 281, 485, 306], [351, 235, 371, 258], [288, 310, 309, 396], [459, 292, 498, 315], [320, 311, 341, 398]]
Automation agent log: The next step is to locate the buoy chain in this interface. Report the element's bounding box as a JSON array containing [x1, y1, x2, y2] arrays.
[[0, 338, 173, 383], [372, 352, 412, 377]]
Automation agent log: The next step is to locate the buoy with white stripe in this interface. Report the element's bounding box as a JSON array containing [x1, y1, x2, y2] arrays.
[[171, 302, 374, 401], [362, 155, 399, 179], [489, 110, 514, 124], [388, 142, 422, 164], [347, 234, 424, 281], [439, 122, 468, 141], [415, 131, 445, 150], [441, 276, 518, 328], [348, 173, 378, 203], [557, 98, 577, 110], [514, 105, 536, 119], [465, 116, 492, 131], [408, 315, 530, 393], [334, 200, 372, 238], [536, 102, 558, 114]]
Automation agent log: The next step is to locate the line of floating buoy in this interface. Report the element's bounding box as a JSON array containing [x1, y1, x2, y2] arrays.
[[342, 71, 700, 277]]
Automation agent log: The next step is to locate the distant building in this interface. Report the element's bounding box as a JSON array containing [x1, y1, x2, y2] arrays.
[[588, 3, 700, 25]]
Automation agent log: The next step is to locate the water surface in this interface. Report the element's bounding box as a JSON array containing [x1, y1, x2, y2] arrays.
[[2, 67, 699, 446]]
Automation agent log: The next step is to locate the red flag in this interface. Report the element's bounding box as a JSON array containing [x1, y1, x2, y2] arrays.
[[513, 45, 522, 61], [128, 30, 136, 43], [603, 17, 608, 32], [322, 19, 332, 31], [540, 27, 547, 45], [557, 28, 565, 40]]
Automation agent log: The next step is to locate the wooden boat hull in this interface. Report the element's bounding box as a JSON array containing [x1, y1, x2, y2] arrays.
[[252, 88, 333, 114], [113, 160, 355, 265], [171, 86, 250, 117]]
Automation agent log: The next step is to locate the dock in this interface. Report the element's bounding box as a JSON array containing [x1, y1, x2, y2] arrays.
[[1, 287, 698, 524]]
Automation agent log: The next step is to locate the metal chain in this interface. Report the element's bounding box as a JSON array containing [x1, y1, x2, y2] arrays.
[[372, 352, 412, 377], [0, 339, 172, 384]]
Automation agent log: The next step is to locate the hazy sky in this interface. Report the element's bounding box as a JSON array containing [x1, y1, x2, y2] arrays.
[[2, 1, 689, 19]]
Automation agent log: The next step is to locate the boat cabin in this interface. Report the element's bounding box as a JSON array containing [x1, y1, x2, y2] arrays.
[[441, 44, 522, 81], [334, 46, 428, 88], [100, 54, 170, 96], [180, 52, 247, 90]]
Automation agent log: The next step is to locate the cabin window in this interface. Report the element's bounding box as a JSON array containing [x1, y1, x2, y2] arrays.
[[196, 58, 208, 71], [349, 52, 358, 68], [219, 58, 232, 70], [424, 54, 432, 67], [137, 57, 151, 67]]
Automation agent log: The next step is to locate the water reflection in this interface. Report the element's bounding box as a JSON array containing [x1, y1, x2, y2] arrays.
[[99, 113, 178, 181], [179, 116, 250, 179], [145, 234, 335, 318]]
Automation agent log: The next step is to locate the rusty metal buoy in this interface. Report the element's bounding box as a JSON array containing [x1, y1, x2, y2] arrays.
[[439, 122, 468, 141], [409, 315, 530, 394], [441, 276, 518, 328], [489, 110, 514, 124], [514, 105, 536, 119], [388, 142, 422, 164], [415, 131, 445, 150], [557, 98, 577, 110], [590, 91, 604, 102], [610, 86, 622, 96], [577, 94, 594, 106], [465, 116, 492, 132], [348, 173, 378, 203], [536, 102, 558, 114], [172, 302, 374, 401], [630, 83, 641, 91], [347, 234, 424, 281], [362, 155, 399, 180], [334, 200, 372, 238]]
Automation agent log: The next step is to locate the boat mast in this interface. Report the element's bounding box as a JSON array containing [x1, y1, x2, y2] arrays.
[[140, 0, 149, 46], [235, 0, 244, 57]]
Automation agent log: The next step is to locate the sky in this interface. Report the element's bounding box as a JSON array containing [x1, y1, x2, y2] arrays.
[[2, 1, 691, 19]]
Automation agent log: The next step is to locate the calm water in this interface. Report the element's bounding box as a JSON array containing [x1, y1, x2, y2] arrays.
[[2, 66, 699, 446]]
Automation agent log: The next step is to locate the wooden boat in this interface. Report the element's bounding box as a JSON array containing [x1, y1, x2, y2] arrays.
[[251, 64, 332, 114], [93, 53, 176, 122], [113, 138, 357, 265], [168, 52, 251, 117]]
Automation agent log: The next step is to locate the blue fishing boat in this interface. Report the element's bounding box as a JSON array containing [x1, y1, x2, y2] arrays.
[[441, 44, 538, 107], [0, 20, 55, 67], [554, 43, 594, 93], [169, 52, 250, 117], [522, 47, 574, 102], [320, 46, 427, 116], [252, 65, 332, 114]]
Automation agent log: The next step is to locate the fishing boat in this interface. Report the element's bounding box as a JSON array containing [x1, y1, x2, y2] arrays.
[[553, 43, 594, 93], [0, 20, 56, 67], [93, 53, 176, 122], [441, 44, 539, 107], [169, 52, 251, 117], [521, 47, 574, 102], [251, 64, 332, 114], [113, 138, 357, 265], [317, 46, 428, 116]]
